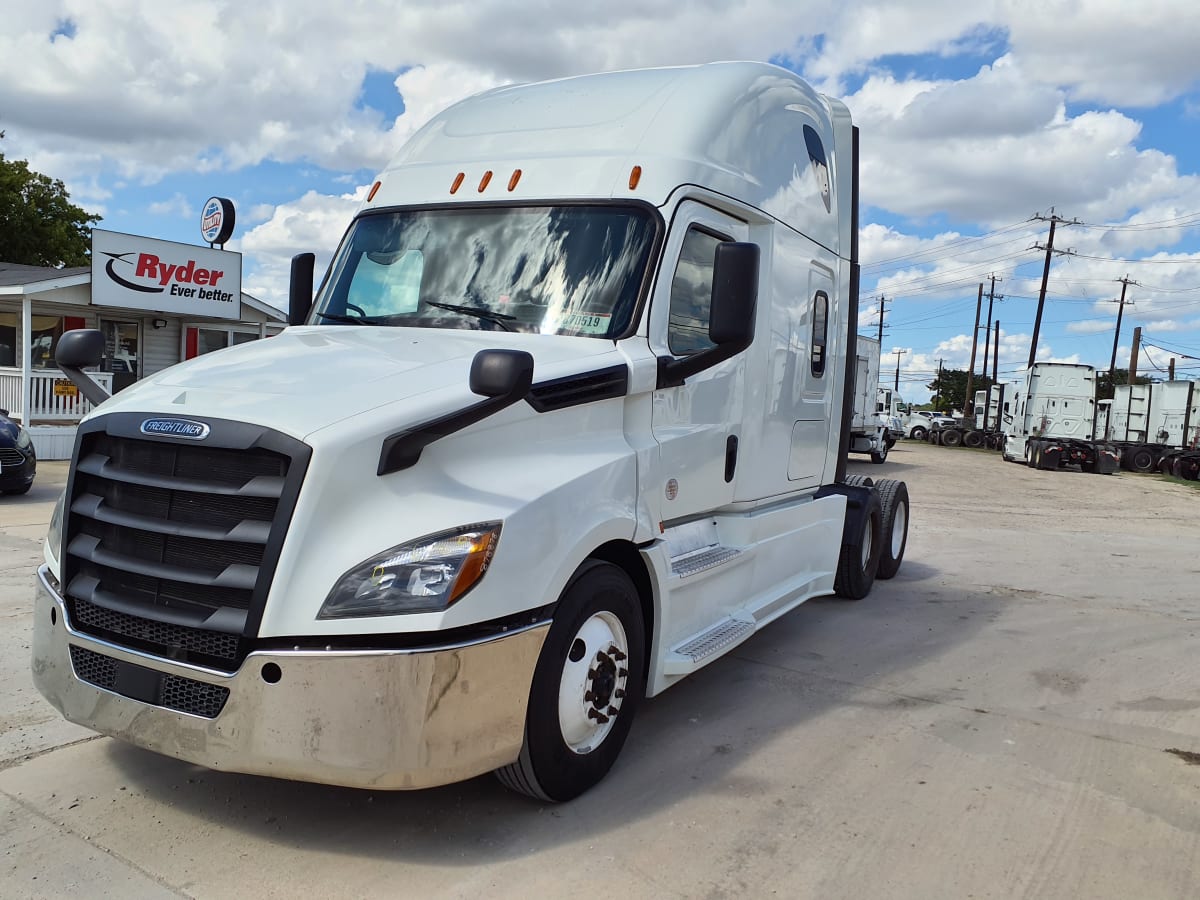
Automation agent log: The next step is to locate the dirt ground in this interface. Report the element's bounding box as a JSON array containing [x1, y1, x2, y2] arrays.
[[2, 445, 1199, 899]]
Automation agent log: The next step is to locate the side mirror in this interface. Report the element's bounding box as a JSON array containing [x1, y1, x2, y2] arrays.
[[289, 253, 316, 326], [54, 329, 110, 406], [708, 242, 759, 349], [55, 329, 105, 369], [470, 349, 534, 398], [658, 241, 760, 388]]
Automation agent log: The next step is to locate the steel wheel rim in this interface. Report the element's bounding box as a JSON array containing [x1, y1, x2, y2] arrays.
[[558, 611, 629, 755], [861, 519, 873, 569], [891, 502, 907, 557]]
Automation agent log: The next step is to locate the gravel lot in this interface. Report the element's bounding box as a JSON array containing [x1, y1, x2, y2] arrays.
[[2, 444, 1199, 899]]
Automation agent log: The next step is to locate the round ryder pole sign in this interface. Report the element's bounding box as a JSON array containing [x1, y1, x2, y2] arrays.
[[201, 197, 236, 246]]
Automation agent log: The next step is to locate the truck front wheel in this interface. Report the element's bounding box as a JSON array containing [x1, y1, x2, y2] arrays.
[[909, 426, 927, 441], [496, 561, 645, 802]]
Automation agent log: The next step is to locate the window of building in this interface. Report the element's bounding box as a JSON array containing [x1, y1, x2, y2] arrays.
[[185, 326, 266, 359], [0, 313, 88, 369]]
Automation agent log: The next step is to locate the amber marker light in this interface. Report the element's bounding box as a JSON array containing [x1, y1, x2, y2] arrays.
[[478, 170, 493, 192], [367, 181, 382, 202], [450, 172, 465, 194], [508, 169, 522, 191], [629, 165, 643, 190]]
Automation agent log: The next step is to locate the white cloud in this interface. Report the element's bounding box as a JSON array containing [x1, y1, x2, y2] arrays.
[[147, 192, 192, 218]]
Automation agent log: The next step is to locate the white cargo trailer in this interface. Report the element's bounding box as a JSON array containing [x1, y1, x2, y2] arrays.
[[848, 336, 891, 463], [1106, 381, 1200, 478], [34, 62, 912, 801]]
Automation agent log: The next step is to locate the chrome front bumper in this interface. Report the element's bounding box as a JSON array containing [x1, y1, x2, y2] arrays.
[[31, 566, 548, 790]]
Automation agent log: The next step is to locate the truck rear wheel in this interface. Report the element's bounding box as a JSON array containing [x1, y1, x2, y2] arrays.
[[496, 561, 645, 802], [874, 479, 909, 580], [941, 429, 963, 447], [963, 431, 983, 449], [1130, 448, 1155, 473], [834, 489, 883, 599]]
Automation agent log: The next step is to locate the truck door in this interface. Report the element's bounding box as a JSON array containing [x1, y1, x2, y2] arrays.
[[649, 201, 751, 521]]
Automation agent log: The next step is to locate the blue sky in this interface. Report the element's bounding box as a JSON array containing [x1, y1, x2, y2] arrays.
[[3, 1, 1200, 401]]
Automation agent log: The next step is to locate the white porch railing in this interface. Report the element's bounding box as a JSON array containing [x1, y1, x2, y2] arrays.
[[0, 367, 115, 422]]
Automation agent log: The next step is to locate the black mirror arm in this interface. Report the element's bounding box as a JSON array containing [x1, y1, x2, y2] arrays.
[[58, 365, 112, 407], [377, 370, 533, 475], [656, 338, 751, 390]]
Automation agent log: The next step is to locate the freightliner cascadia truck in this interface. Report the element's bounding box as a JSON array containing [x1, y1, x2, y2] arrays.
[[34, 62, 910, 801]]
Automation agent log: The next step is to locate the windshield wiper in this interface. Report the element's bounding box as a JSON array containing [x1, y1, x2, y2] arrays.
[[423, 301, 516, 332], [315, 311, 389, 325]]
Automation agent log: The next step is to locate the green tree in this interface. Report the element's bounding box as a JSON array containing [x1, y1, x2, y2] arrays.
[[1095, 368, 1150, 401], [927, 368, 993, 414], [0, 139, 100, 267]]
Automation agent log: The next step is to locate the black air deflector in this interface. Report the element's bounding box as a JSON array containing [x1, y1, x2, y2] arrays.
[[527, 365, 629, 413]]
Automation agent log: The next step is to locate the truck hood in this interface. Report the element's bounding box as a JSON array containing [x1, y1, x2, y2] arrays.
[[93, 326, 625, 440]]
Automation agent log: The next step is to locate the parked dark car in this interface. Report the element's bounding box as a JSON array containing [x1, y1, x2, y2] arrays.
[[0, 410, 36, 495]]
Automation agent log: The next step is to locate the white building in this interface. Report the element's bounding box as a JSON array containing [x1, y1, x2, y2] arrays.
[[0, 260, 286, 458]]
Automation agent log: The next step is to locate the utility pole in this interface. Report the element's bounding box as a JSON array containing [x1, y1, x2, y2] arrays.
[[992, 319, 1000, 383], [1028, 210, 1078, 367], [876, 295, 889, 344], [982, 273, 1003, 384], [965, 283, 983, 416], [936, 358, 944, 411], [1169, 357, 1176, 380], [893, 348, 907, 393], [1108, 275, 1137, 384], [1128, 326, 1141, 385]]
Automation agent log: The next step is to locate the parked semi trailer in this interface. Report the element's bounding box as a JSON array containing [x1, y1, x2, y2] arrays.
[[1000, 362, 1119, 473], [34, 62, 912, 802], [1105, 381, 1200, 479], [849, 336, 892, 463]]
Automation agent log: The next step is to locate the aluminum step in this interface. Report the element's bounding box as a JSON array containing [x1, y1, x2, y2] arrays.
[[670, 545, 742, 578], [664, 616, 755, 675]]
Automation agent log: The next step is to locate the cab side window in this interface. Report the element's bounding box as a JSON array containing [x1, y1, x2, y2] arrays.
[[668, 227, 727, 355]]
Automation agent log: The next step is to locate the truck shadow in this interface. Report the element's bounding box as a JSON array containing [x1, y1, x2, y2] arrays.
[[105, 562, 998, 868]]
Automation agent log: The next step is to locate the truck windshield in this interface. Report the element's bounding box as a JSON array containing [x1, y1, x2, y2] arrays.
[[311, 205, 658, 339]]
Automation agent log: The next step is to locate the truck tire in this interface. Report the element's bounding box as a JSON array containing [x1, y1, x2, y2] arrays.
[[834, 489, 883, 600], [870, 442, 888, 464], [843, 474, 874, 488], [941, 428, 963, 447], [910, 425, 927, 441], [1026, 440, 1038, 468], [874, 479, 909, 580], [495, 560, 645, 802], [963, 431, 984, 449], [1130, 447, 1155, 473]]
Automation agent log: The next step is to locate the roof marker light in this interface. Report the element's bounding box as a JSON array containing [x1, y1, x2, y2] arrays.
[[450, 172, 465, 194], [478, 170, 493, 192], [367, 181, 382, 202], [508, 169, 522, 191], [629, 166, 642, 190]]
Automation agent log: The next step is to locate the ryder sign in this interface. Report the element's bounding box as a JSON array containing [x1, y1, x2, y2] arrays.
[[92, 229, 242, 320]]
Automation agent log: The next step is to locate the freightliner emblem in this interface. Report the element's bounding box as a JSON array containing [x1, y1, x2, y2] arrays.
[[140, 418, 211, 440]]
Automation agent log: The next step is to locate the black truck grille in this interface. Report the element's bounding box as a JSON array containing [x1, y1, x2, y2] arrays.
[[69, 645, 230, 718], [61, 415, 310, 670]]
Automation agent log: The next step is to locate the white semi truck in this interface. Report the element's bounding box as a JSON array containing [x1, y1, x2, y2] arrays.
[[34, 62, 911, 802], [848, 336, 891, 463], [1000, 362, 1119, 473], [1104, 381, 1200, 479]]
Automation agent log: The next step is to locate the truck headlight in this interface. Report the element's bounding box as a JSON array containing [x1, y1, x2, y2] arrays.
[[46, 490, 66, 567], [318, 522, 502, 619]]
